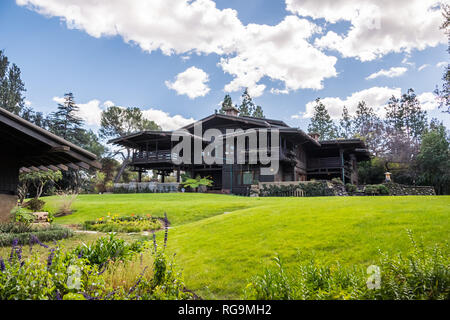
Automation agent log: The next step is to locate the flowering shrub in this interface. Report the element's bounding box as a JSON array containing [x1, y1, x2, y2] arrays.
[[0, 221, 192, 300], [0, 223, 73, 247], [244, 232, 449, 300], [83, 213, 162, 233]]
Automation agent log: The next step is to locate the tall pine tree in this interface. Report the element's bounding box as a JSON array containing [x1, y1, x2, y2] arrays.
[[339, 106, 353, 138], [238, 88, 264, 118], [0, 50, 26, 115], [307, 98, 337, 140], [216, 94, 233, 114]]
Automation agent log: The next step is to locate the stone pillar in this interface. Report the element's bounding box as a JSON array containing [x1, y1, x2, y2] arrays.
[[0, 194, 17, 222]]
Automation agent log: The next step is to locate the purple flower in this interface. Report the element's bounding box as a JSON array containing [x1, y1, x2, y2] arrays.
[[152, 233, 157, 252], [77, 249, 84, 259], [47, 249, 55, 268], [0, 257, 5, 272]]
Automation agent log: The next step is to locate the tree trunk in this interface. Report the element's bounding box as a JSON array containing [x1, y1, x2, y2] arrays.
[[114, 158, 129, 183]]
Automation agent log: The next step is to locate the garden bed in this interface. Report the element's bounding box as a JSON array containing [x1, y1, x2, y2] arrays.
[[0, 223, 73, 247], [83, 214, 164, 233]]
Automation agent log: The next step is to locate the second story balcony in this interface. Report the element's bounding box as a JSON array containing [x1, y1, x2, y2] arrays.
[[132, 150, 179, 164]]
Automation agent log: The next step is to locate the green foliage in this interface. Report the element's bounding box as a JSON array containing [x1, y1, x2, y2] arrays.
[[181, 175, 213, 191], [363, 184, 389, 195], [259, 182, 333, 197], [244, 234, 449, 300], [0, 228, 191, 300], [415, 124, 450, 194], [83, 214, 162, 233], [19, 170, 62, 200], [358, 158, 385, 185], [23, 198, 46, 211], [0, 225, 73, 247], [345, 183, 357, 193], [331, 178, 344, 185], [73, 234, 145, 266], [10, 206, 35, 224], [307, 98, 337, 140], [0, 50, 26, 115], [237, 88, 264, 118]]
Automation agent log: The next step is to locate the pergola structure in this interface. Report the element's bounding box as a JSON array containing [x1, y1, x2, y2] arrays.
[[0, 107, 101, 221]]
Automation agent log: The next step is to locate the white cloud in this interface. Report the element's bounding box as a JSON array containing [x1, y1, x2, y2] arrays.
[[418, 64, 430, 71], [366, 67, 407, 80], [287, 0, 446, 61], [165, 66, 210, 99], [302, 87, 401, 119], [17, 0, 338, 97], [141, 108, 194, 130], [24, 100, 32, 106], [437, 61, 448, 68], [417, 92, 439, 111], [51, 97, 193, 130], [220, 16, 337, 97]]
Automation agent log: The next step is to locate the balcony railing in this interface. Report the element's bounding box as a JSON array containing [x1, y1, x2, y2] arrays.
[[132, 150, 178, 163]]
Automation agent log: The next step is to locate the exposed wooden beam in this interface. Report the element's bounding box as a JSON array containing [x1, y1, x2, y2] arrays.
[[49, 146, 70, 153], [29, 166, 40, 172], [56, 164, 68, 171], [19, 167, 31, 173], [66, 163, 80, 170], [38, 165, 49, 171], [47, 165, 60, 171], [76, 162, 90, 170]]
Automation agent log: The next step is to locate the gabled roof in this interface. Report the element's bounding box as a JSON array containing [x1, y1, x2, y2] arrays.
[[0, 107, 101, 172], [180, 113, 289, 131]]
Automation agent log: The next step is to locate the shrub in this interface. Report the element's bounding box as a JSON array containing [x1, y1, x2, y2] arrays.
[[331, 178, 344, 185], [0, 225, 73, 247], [0, 222, 191, 300], [364, 184, 390, 195], [244, 233, 449, 300], [345, 183, 357, 193], [73, 234, 146, 266], [23, 198, 46, 211], [10, 206, 35, 224], [376, 184, 389, 195], [300, 182, 334, 197], [55, 191, 78, 217], [83, 214, 162, 233]]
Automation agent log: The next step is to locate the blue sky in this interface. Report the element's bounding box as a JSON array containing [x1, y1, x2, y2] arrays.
[[0, 0, 449, 131]]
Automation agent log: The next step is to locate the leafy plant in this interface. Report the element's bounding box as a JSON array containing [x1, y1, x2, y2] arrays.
[[55, 191, 78, 217], [83, 214, 162, 233], [181, 175, 213, 191], [23, 198, 46, 212], [10, 206, 35, 224], [345, 183, 357, 193], [244, 233, 449, 300], [0, 225, 73, 247]]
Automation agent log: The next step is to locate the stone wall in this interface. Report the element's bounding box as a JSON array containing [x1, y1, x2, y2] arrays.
[[0, 194, 17, 222], [384, 182, 436, 196], [113, 182, 179, 193]]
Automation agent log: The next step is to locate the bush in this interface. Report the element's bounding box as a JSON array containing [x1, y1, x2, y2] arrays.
[[244, 233, 449, 300], [331, 178, 344, 185], [73, 234, 146, 266], [23, 198, 45, 211], [364, 184, 390, 195], [10, 206, 35, 224], [0, 225, 73, 247], [83, 214, 162, 233], [300, 182, 334, 197], [345, 183, 357, 193], [55, 192, 78, 217], [0, 224, 191, 300]]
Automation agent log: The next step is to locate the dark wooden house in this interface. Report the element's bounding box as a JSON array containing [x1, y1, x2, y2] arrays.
[[109, 109, 370, 194], [0, 107, 101, 221]]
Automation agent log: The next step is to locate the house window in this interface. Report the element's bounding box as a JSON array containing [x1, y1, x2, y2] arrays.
[[243, 171, 253, 185]]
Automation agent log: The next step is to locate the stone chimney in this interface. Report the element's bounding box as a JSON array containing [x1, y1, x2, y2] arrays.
[[224, 105, 239, 117], [309, 132, 320, 142]]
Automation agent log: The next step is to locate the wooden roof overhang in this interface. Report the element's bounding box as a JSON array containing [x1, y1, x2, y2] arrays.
[[315, 139, 371, 161], [108, 130, 205, 149], [0, 107, 101, 173]]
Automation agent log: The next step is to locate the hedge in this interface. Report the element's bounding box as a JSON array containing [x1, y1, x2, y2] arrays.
[[0, 225, 73, 247]]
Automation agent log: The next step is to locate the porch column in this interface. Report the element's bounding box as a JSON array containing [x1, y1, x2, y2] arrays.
[[176, 167, 181, 183], [161, 173, 165, 183], [138, 171, 142, 182], [339, 148, 345, 184]]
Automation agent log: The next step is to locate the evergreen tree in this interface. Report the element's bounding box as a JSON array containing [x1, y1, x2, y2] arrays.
[[237, 88, 265, 118], [216, 94, 233, 114], [435, 4, 450, 113], [0, 50, 26, 115], [307, 98, 337, 140], [339, 106, 353, 138], [353, 101, 385, 156], [385, 89, 427, 141], [47, 93, 83, 140]]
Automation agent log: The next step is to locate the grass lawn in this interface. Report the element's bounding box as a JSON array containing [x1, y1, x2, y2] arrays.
[[38, 194, 450, 299]]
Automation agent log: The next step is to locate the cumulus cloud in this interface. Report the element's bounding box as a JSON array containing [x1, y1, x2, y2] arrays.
[[366, 67, 407, 80], [51, 96, 193, 130], [437, 61, 448, 68], [287, 0, 446, 61], [17, 0, 338, 97], [301, 87, 402, 119], [220, 16, 337, 97], [165, 66, 210, 99], [417, 92, 439, 111], [141, 108, 194, 130]]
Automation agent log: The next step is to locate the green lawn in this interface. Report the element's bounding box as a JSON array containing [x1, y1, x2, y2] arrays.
[[44, 194, 450, 299]]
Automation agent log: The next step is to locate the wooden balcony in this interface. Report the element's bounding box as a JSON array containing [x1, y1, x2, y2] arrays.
[[132, 150, 178, 164]]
